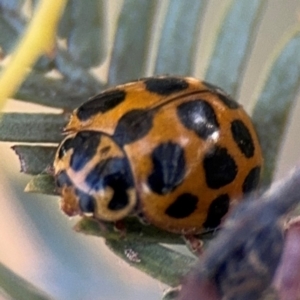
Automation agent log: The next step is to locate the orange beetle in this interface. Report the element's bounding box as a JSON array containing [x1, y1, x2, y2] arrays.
[[54, 76, 263, 234]]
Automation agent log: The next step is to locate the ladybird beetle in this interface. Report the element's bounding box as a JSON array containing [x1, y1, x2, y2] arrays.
[[53, 76, 263, 234]]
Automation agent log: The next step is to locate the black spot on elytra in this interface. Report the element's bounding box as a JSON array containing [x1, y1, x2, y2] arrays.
[[58, 137, 74, 159], [203, 81, 239, 109], [113, 109, 154, 145], [76, 189, 95, 213], [147, 142, 186, 194], [165, 193, 198, 219], [85, 157, 134, 211], [85, 157, 133, 190], [177, 99, 219, 139], [203, 146, 238, 189], [144, 77, 188, 95], [243, 166, 261, 194], [70, 131, 101, 171], [76, 89, 126, 121], [107, 177, 130, 211], [203, 194, 230, 229], [56, 170, 72, 188], [231, 119, 255, 158], [218, 94, 239, 109]]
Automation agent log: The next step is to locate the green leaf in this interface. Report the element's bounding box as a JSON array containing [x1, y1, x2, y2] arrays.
[[0, 0, 24, 10], [0, 261, 53, 300], [33, 56, 55, 72], [16, 70, 99, 109], [205, 0, 266, 96], [75, 217, 185, 244], [0, 113, 66, 143], [0, 1, 54, 71], [75, 217, 215, 245], [108, 0, 159, 85], [106, 239, 196, 287], [54, 49, 104, 92], [0, 0, 25, 53], [154, 1, 207, 75], [58, 0, 106, 68], [252, 27, 300, 186], [25, 174, 57, 195], [57, 0, 73, 38], [12, 145, 56, 175], [0, 14, 19, 53]]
